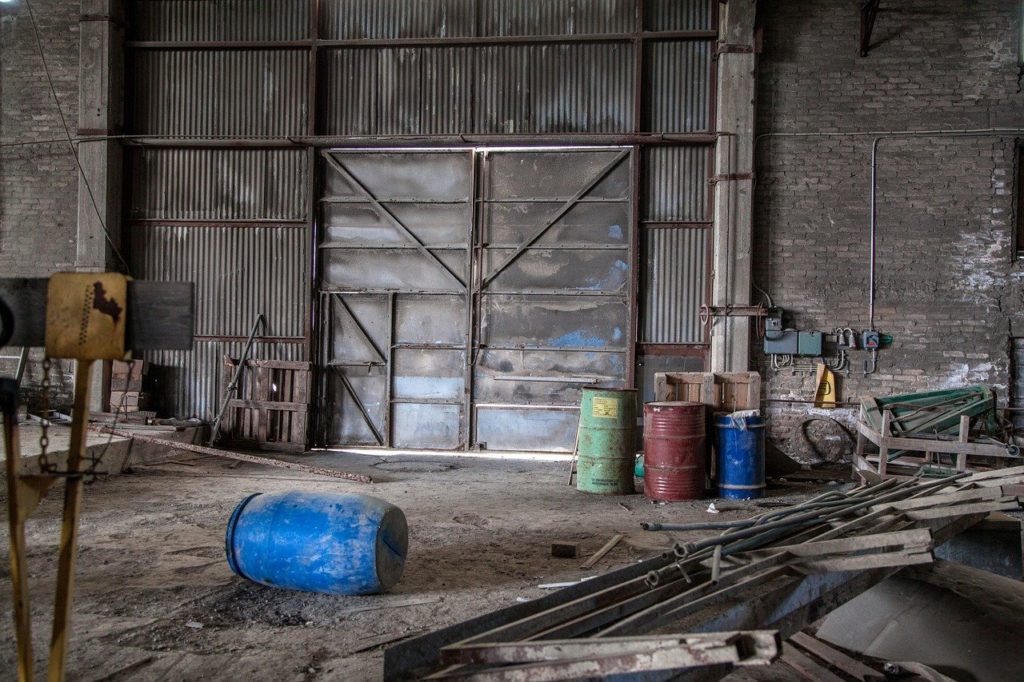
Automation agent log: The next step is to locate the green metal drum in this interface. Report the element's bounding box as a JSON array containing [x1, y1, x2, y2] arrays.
[[576, 388, 638, 495]]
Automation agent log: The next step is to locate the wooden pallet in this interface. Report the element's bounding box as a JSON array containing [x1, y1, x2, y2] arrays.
[[220, 358, 310, 451], [652, 371, 761, 411]]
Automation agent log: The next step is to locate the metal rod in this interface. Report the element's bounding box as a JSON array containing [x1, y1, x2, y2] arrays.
[[2, 379, 33, 682], [209, 315, 265, 447], [869, 136, 879, 329], [48, 359, 93, 682], [385, 292, 394, 448], [15, 347, 29, 388]]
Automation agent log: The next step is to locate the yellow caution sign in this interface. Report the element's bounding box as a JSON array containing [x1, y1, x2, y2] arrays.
[[45, 273, 130, 360], [592, 396, 620, 419], [814, 363, 837, 409]]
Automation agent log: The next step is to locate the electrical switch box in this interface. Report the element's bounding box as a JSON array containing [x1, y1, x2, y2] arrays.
[[765, 308, 783, 333], [797, 331, 823, 356], [763, 330, 798, 355], [861, 330, 880, 350]]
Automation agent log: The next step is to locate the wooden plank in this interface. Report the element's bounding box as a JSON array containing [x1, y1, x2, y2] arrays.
[[245, 359, 310, 370], [871, 487, 1007, 512], [294, 368, 310, 446], [653, 374, 672, 401], [789, 633, 879, 681], [439, 631, 781, 667], [878, 411, 892, 476], [0, 278, 194, 350], [256, 366, 269, 443], [745, 372, 761, 411], [956, 414, 970, 472], [98, 428, 372, 482], [580, 534, 625, 569], [856, 419, 1013, 457], [794, 549, 934, 573], [222, 395, 305, 411], [904, 500, 1020, 521], [701, 373, 717, 409], [746, 529, 932, 558], [781, 644, 845, 682]]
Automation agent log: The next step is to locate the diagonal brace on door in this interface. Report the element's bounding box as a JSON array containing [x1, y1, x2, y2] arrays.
[[323, 152, 466, 289], [331, 293, 387, 365], [331, 366, 385, 445], [480, 149, 629, 289]]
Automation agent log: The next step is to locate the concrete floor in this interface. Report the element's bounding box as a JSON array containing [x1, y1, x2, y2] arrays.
[[0, 447, 833, 681]]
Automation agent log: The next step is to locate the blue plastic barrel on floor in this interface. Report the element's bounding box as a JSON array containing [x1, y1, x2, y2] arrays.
[[225, 491, 408, 595], [714, 413, 766, 500]]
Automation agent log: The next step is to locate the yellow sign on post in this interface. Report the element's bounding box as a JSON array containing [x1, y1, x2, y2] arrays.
[[44, 273, 130, 361]]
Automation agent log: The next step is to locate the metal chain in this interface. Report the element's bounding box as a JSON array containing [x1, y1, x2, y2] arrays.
[[38, 357, 52, 473]]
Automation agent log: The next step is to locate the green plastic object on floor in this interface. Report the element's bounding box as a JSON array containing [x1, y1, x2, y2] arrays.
[[576, 388, 638, 495]]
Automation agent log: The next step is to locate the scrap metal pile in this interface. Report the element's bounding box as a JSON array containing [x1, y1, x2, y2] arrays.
[[854, 385, 1020, 478], [386, 467, 1024, 680]]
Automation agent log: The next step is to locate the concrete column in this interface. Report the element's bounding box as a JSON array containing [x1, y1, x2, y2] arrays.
[[710, 0, 756, 373], [77, 0, 124, 410], [76, 0, 123, 273]]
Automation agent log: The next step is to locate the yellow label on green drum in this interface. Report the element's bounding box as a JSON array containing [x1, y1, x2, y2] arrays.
[[591, 397, 619, 419]]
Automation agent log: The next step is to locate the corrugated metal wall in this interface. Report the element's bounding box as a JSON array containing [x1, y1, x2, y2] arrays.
[[129, 149, 308, 221], [124, 0, 716, 435], [131, 50, 308, 137], [642, 228, 707, 343], [131, 225, 308, 339], [132, 0, 310, 41]]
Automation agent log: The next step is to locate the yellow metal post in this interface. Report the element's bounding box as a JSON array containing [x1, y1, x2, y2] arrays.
[[3, 394, 33, 682], [46, 359, 93, 682]]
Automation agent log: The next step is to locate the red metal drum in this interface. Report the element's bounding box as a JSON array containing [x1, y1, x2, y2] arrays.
[[643, 401, 706, 501]]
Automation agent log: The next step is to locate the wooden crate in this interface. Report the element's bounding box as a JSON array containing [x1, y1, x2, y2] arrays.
[[652, 371, 761, 412], [220, 358, 310, 451]]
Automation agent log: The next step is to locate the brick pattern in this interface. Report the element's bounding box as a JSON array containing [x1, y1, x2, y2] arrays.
[[1, 1, 81, 407], [0, 1, 79, 278], [755, 0, 1024, 462]]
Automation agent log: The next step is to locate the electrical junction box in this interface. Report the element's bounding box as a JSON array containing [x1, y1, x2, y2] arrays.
[[861, 330, 880, 350], [765, 308, 783, 333], [797, 331, 823, 356], [764, 330, 798, 355]]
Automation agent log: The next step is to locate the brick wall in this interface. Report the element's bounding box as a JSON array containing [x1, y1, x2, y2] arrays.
[[755, 0, 1024, 462], [1, 0, 81, 405]]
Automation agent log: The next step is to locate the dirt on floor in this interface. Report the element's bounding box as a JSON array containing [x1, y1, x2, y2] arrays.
[[0, 449, 837, 681]]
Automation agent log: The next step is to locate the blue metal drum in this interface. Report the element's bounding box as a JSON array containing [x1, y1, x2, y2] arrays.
[[714, 413, 766, 500], [226, 491, 408, 595]]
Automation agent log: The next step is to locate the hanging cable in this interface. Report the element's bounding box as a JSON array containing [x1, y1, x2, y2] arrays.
[[23, 0, 131, 274]]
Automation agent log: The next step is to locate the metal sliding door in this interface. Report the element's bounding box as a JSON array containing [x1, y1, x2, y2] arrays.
[[319, 147, 633, 452], [319, 150, 473, 448], [471, 149, 633, 452]]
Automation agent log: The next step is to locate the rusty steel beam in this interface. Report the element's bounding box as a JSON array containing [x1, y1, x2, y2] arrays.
[[123, 30, 719, 51], [122, 134, 719, 148]]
